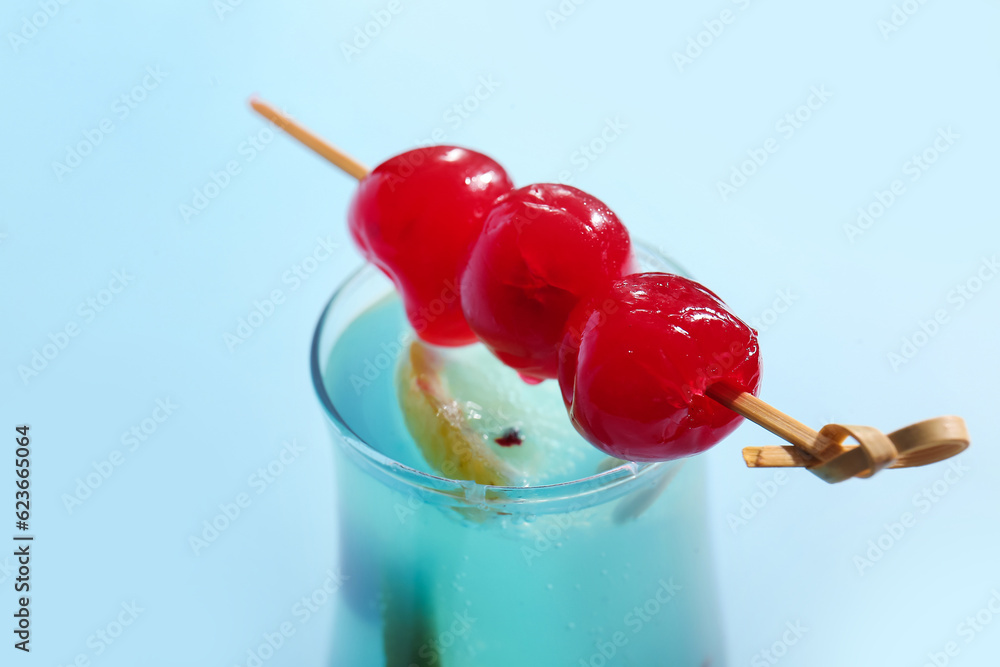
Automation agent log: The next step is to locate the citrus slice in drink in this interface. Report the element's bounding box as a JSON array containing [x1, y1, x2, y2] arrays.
[[396, 340, 606, 487]]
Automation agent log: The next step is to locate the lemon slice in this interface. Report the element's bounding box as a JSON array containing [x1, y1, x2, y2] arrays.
[[397, 341, 517, 486], [397, 339, 612, 487]]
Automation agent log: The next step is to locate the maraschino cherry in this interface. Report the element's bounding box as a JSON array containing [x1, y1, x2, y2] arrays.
[[459, 183, 635, 382], [348, 146, 513, 346], [558, 273, 762, 461]]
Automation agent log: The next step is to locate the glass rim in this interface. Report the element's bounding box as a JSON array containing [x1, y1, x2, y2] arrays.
[[309, 240, 691, 505]]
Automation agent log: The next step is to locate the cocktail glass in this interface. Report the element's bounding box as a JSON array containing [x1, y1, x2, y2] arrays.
[[311, 242, 725, 666]]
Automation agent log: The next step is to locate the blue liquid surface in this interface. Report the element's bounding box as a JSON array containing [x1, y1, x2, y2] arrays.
[[327, 294, 612, 486]]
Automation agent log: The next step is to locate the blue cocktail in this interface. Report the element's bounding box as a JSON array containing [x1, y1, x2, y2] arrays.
[[311, 244, 725, 666]]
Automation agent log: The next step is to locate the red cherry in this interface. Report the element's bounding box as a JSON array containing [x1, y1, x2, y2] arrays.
[[558, 273, 761, 461], [348, 146, 513, 346], [459, 184, 635, 381]]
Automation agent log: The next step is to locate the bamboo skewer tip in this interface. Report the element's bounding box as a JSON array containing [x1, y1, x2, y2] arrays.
[[248, 96, 369, 180]]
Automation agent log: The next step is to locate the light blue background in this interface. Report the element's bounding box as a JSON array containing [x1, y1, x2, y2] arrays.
[[3, 0, 999, 665]]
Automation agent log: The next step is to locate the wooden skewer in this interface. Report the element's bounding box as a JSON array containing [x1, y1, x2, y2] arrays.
[[249, 97, 370, 180], [251, 95, 971, 484], [706, 383, 970, 484], [706, 384, 826, 456]]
